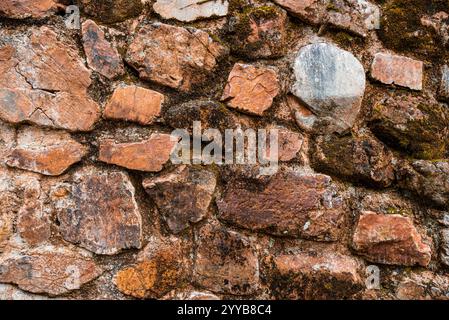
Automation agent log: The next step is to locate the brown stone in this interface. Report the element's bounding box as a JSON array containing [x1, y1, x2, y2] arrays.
[[352, 211, 432, 266], [103, 85, 164, 125], [115, 236, 190, 298], [126, 23, 228, 91], [143, 166, 217, 234], [371, 53, 423, 90], [217, 170, 344, 241], [440, 228, 449, 266], [0, 246, 102, 296], [264, 245, 363, 299], [6, 127, 87, 176], [228, 4, 287, 58], [311, 132, 395, 187], [16, 178, 50, 246], [79, 0, 143, 23], [0, 0, 59, 19], [194, 223, 259, 295], [287, 95, 318, 133], [53, 167, 142, 255], [221, 63, 280, 116], [0, 284, 50, 300], [264, 127, 303, 162], [272, 0, 325, 25], [98, 134, 177, 172], [82, 20, 125, 80], [0, 169, 17, 251], [0, 27, 100, 131]]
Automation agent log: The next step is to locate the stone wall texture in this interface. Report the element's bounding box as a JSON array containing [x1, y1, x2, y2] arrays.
[[1, 0, 449, 300]]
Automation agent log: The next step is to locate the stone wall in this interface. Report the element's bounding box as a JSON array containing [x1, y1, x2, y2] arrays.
[[0, 0, 449, 300]]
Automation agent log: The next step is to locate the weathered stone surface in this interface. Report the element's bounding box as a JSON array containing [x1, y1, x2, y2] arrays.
[[0, 27, 100, 131], [79, 0, 142, 23], [0, 284, 50, 300], [6, 127, 87, 176], [98, 134, 177, 172], [311, 132, 395, 187], [153, 0, 228, 22], [53, 167, 142, 255], [352, 211, 432, 266], [264, 245, 363, 299], [396, 271, 449, 300], [0, 246, 102, 295], [143, 166, 217, 234], [273, 0, 380, 37], [0, 169, 17, 251], [369, 94, 449, 160], [163, 290, 220, 300], [227, 4, 287, 58], [194, 223, 259, 295], [287, 94, 318, 132], [221, 63, 280, 116], [126, 23, 228, 91], [291, 43, 366, 133], [16, 178, 50, 246], [115, 236, 190, 298], [440, 228, 449, 266], [370, 53, 423, 90], [269, 127, 303, 162], [439, 64, 449, 100], [217, 170, 344, 240], [396, 160, 449, 208], [0, 122, 15, 167], [82, 20, 125, 80], [103, 85, 164, 125], [0, 0, 59, 19]]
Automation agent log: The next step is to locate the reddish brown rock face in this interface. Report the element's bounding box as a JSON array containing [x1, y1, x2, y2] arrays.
[[221, 63, 280, 116], [0, 0, 58, 19], [103, 85, 164, 125], [217, 170, 344, 241], [0, 27, 100, 131], [0, 169, 17, 251], [115, 237, 190, 298], [264, 245, 363, 299], [82, 20, 125, 80], [371, 53, 423, 90], [126, 23, 228, 91], [53, 167, 142, 255], [228, 5, 287, 59], [6, 127, 87, 176], [194, 223, 259, 295], [98, 134, 177, 172], [0, 246, 102, 296], [352, 212, 432, 267], [264, 127, 303, 162], [143, 166, 217, 234]]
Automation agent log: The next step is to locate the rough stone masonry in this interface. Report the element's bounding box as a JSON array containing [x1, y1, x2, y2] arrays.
[[0, 0, 449, 300]]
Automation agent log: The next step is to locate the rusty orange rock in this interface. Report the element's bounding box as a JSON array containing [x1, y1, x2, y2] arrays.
[[353, 211, 432, 266], [103, 85, 164, 125], [221, 63, 279, 116], [82, 20, 125, 79], [99, 134, 177, 172], [0, 246, 103, 296], [371, 53, 423, 90], [0, 0, 59, 19], [0, 27, 100, 131], [126, 23, 228, 91], [6, 127, 87, 176]]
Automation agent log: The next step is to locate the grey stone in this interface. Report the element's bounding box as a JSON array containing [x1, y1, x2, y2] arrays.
[[439, 65, 449, 100], [291, 43, 366, 133], [153, 0, 228, 22], [441, 229, 449, 266]]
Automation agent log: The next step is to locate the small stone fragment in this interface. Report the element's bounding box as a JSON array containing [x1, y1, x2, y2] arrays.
[[439, 64, 449, 100], [264, 245, 363, 299], [194, 223, 259, 295], [0, 0, 59, 19], [217, 170, 344, 241], [153, 0, 229, 22], [0, 246, 102, 296], [440, 229, 449, 266], [291, 43, 366, 133], [54, 167, 142, 255], [126, 23, 228, 91], [221, 63, 280, 116], [82, 19, 125, 80], [98, 134, 177, 172], [370, 53, 423, 90], [6, 127, 87, 176], [143, 166, 217, 234], [352, 211, 432, 266], [103, 85, 164, 125]]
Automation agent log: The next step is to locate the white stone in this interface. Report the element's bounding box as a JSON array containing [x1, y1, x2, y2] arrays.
[[291, 42, 366, 132], [153, 0, 229, 22]]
